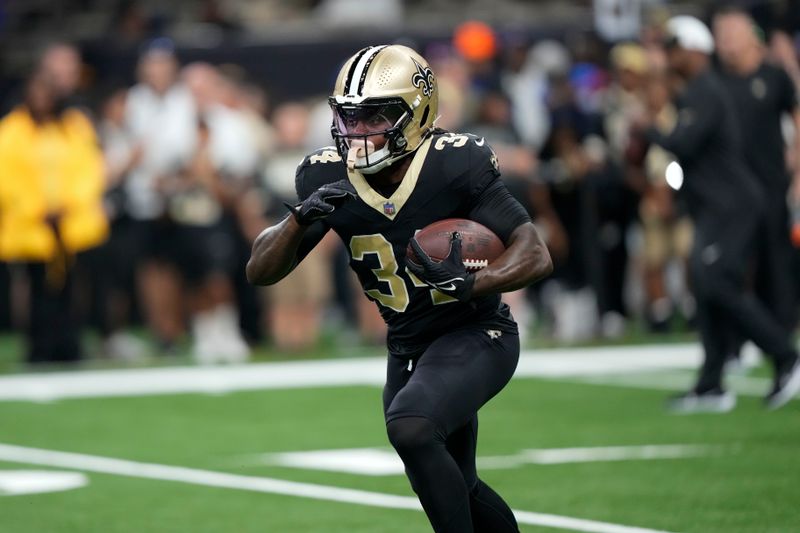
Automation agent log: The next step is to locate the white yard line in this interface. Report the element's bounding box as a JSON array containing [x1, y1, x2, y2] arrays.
[[256, 444, 725, 475], [0, 443, 676, 533], [568, 371, 775, 397], [480, 443, 726, 468], [0, 343, 704, 402]]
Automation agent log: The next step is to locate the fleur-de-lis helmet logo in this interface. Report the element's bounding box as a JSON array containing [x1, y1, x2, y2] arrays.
[[411, 58, 435, 98]]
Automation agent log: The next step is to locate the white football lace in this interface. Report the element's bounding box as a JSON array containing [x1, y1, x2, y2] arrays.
[[462, 258, 488, 269]]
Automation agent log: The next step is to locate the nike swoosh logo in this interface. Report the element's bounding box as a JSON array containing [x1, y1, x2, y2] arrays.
[[475, 137, 485, 146], [436, 283, 456, 292]]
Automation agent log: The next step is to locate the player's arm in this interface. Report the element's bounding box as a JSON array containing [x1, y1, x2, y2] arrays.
[[467, 179, 553, 297], [246, 215, 327, 286], [472, 221, 552, 297], [246, 175, 355, 286]]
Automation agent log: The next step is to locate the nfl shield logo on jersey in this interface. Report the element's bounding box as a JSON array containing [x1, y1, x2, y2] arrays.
[[383, 202, 396, 215]]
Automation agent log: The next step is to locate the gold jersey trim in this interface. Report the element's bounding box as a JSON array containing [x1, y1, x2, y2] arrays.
[[347, 137, 432, 220]]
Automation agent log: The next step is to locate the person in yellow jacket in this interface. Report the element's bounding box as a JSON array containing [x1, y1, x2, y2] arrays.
[[0, 73, 108, 363]]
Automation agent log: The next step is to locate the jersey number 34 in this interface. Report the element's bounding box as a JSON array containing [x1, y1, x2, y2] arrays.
[[350, 234, 456, 312]]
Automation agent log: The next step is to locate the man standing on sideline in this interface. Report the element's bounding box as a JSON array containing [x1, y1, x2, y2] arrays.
[[713, 8, 800, 355], [642, 16, 800, 412]]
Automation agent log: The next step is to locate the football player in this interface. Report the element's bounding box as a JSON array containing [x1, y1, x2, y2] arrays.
[[247, 44, 552, 532]]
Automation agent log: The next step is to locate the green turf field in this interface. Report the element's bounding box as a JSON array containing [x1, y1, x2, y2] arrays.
[[0, 360, 798, 533]]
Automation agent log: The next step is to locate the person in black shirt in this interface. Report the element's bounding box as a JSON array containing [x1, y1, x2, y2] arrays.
[[713, 7, 800, 351], [643, 16, 800, 412], [247, 45, 552, 532]]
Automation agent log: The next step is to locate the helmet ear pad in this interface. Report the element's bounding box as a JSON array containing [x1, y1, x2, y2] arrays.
[[385, 115, 411, 154], [392, 135, 407, 151]]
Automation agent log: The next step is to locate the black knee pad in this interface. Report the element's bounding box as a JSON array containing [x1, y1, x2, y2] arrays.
[[386, 416, 439, 454]]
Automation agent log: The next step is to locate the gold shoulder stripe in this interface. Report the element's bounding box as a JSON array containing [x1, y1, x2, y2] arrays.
[[347, 137, 432, 220]]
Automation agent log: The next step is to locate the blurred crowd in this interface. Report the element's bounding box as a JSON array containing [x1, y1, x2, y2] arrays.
[[1, 3, 799, 365]]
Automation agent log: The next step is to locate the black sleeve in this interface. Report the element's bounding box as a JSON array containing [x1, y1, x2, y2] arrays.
[[776, 67, 799, 114], [463, 137, 532, 244], [645, 83, 721, 161], [468, 179, 532, 244]]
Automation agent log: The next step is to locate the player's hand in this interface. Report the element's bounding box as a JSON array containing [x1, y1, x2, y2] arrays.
[[407, 232, 475, 303], [285, 179, 356, 225]]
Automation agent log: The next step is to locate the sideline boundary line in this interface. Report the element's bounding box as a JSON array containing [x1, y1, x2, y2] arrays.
[[0, 442, 676, 533], [0, 343, 704, 402]]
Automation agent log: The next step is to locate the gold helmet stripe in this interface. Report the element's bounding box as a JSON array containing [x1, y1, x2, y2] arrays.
[[346, 45, 387, 96]]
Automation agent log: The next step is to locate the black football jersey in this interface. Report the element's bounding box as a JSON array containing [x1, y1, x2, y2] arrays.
[[294, 132, 529, 358], [716, 62, 799, 192]]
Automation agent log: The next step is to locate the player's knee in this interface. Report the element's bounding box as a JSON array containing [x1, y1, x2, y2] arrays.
[[386, 416, 439, 455]]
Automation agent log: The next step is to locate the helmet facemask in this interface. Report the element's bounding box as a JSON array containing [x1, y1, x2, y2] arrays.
[[329, 98, 412, 174]]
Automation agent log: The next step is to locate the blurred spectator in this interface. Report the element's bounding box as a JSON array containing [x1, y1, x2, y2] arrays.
[[238, 82, 277, 173], [0, 73, 108, 363], [639, 73, 693, 331], [538, 76, 600, 341], [92, 86, 149, 360], [181, 61, 267, 362], [38, 43, 85, 106], [604, 43, 648, 163], [125, 38, 197, 353], [1, 42, 88, 117], [598, 43, 651, 335], [182, 63, 261, 179], [163, 118, 250, 363], [714, 8, 800, 343], [639, 4, 670, 72], [183, 62, 270, 346], [260, 102, 335, 351], [501, 40, 567, 151]]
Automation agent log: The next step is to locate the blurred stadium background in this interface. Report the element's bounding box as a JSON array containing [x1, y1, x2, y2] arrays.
[[0, 0, 799, 531]]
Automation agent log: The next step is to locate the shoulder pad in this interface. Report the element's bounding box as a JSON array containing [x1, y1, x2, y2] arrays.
[[429, 132, 499, 179], [295, 146, 347, 200], [299, 146, 343, 167]]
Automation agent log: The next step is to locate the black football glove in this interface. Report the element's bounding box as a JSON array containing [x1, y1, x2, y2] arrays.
[[407, 232, 475, 303], [285, 179, 356, 225]]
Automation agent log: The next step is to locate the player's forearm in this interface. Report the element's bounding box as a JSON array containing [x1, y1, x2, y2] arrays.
[[471, 222, 552, 297], [246, 215, 307, 286]]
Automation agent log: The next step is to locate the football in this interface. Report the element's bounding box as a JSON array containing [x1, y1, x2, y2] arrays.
[[406, 218, 505, 272]]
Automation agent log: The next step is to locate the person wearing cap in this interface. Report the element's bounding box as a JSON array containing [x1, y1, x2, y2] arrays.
[[713, 7, 800, 357], [642, 15, 800, 412]]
